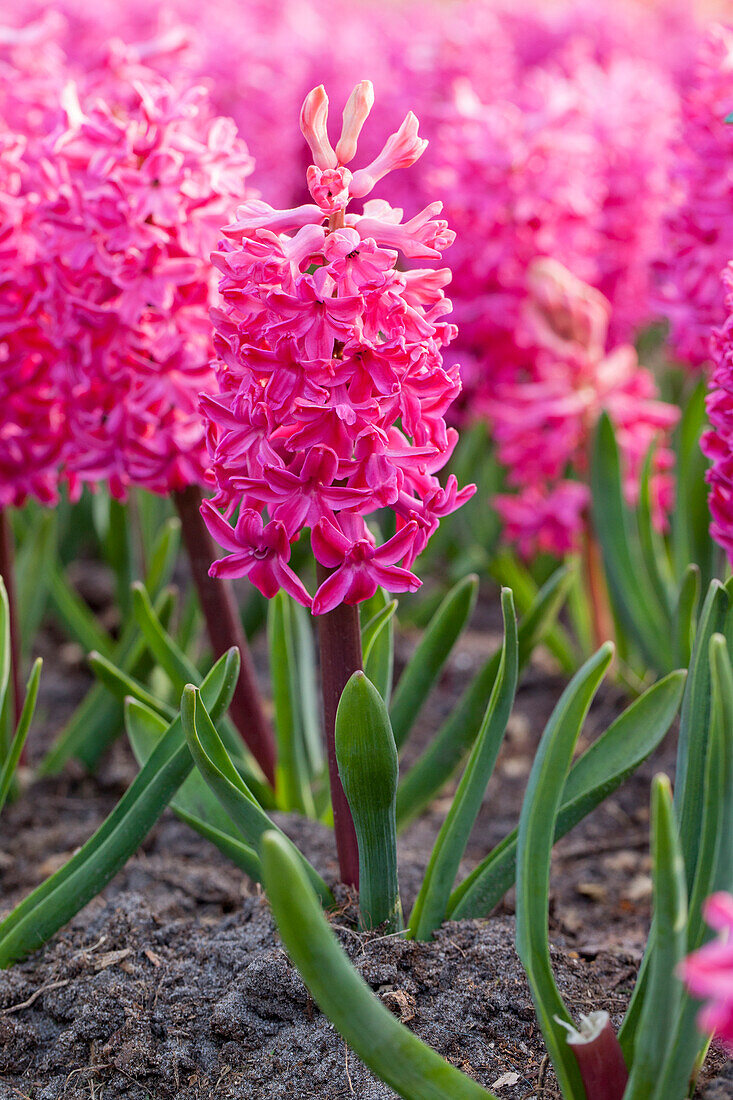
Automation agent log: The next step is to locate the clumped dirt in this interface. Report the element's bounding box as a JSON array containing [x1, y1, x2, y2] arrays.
[[0, 589, 730, 1098]]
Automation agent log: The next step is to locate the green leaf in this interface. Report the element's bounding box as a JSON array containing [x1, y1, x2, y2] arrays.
[[261, 830, 497, 1100], [671, 382, 717, 589], [450, 667, 685, 919], [396, 565, 573, 828], [47, 566, 114, 658], [88, 650, 176, 720], [653, 636, 732, 1099], [515, 642, 614, 1100], [131, 581, 198, 692], [0, 649, 240, 966], [125, 698, 259, 879], [268, 592, 316, 815], [38, 523, 181, 775], [14, 510, 56, 653], [336, 672, 402, 931], [290, 600, 323, 776], [674, 565, 700, 669], [638, 442, 676, 618], [490, 551, 577, 672], [675, 580, 728, 890], [181, 685, 332, 905], [390, 574, 478, 751], [0, 659, 41, 815], [623, 776, 687, 1100], [0, 577, 10, 731], [409, 590, 517, 940], [362, 597, 397, 703], [591, 413, 673, 671]]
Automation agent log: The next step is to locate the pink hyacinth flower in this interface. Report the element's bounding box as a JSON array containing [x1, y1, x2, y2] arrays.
[[680, 892, 733, 1051], [202, 81, 473, 611]]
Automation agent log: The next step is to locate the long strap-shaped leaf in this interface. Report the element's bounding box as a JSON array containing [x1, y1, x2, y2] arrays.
[[362, 595, 397, 703], [409, 590, 518, 941], [0, 649, 240, 966], [449, 668, 685, 919], [88, 650, 176, 719], [336, 672, 402, 932], [261, 830, 497, 1100], [125, 698, 260, 880], [0, 658, 42, 814], [623, 776, 687, 1100], [38, 520, 181, 775], [390, 574, 478, 751], [591, 413, 673, 671], [180, 686, 332, 906], [653, 636, 733, 1099], [619, 581, 728, 1059], [396, 565, 572, 828], [268, 592, 316, 815], [515, 642, 614, 1100]]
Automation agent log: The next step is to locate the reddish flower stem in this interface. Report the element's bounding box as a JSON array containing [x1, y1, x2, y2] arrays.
[[0, 508, 21, 726], [173, 485, 276, 786], [315, 561, 361, 887], [565, 1012, 629, 1100]]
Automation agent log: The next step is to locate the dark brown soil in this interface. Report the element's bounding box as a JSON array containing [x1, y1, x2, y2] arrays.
[[0, 591, 730, 1099]]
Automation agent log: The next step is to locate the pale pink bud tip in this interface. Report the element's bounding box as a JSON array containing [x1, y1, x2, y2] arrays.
[[300, 85, 337, 170], [335, 80, 375, 165], [350, 111, 428, 199]]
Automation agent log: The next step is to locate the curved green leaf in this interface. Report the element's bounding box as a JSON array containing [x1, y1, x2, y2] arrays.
[[515, 642, 614, 1100], [181, 685, 331, 905], [0, 649, 240, 966], [396, 565, 573, 828], [409, 590, 518, 940], [450, 669, 684, 919], [336, 672, 401, 931], [261, 830, 496, 1100], [390, 574, 478, 751], [0, 659, 42, 815]]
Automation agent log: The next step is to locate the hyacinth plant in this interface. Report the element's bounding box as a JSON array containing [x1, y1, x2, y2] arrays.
[[200, 80, 475, 881], [0, 41, 277, 782]]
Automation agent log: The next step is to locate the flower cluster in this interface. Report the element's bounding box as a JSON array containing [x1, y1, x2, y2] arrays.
[[680, 892, 733, 1052], [656, 24, 733, 369], [702, 265, 733, 561], [35, 53, 254, 501], [489, 259, 679, 558], [0, 21, 68, 508], [431, 46, 679, 413], [202, 83, 474, 613]]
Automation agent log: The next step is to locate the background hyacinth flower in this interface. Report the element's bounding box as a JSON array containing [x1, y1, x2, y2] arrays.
[[656, 23, 733, 369], [702, 264, 733, 561], [491, 259, 679, 560], [203, 81, 474, 882], [25, 48, 277, 782], [680, 892, 733, 1052]]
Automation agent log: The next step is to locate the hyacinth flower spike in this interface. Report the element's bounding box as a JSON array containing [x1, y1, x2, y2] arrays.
[[202, 81, 474, 883], [20, 53, 277, 782]]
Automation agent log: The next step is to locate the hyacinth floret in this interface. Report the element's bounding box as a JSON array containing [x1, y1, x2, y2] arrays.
[[203, 81, 474, 613], [680, 892, 733, 1052]]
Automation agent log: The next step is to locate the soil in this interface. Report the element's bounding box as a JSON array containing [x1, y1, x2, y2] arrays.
[[0, 585, 731, 1099]]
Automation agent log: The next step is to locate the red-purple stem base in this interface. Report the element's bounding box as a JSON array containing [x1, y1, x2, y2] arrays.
[[173, 486, 277, 787], [566, 1012, 629, 1100], [315, 563, 362, 888]]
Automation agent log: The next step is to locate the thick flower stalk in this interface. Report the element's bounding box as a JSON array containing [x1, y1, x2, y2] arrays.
[[680, 892, 733, 1052], [203, 81, 473, 882], [490, 258, 679, 561], [702, 265, 733, 561], [656, 24, 733, 369]]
